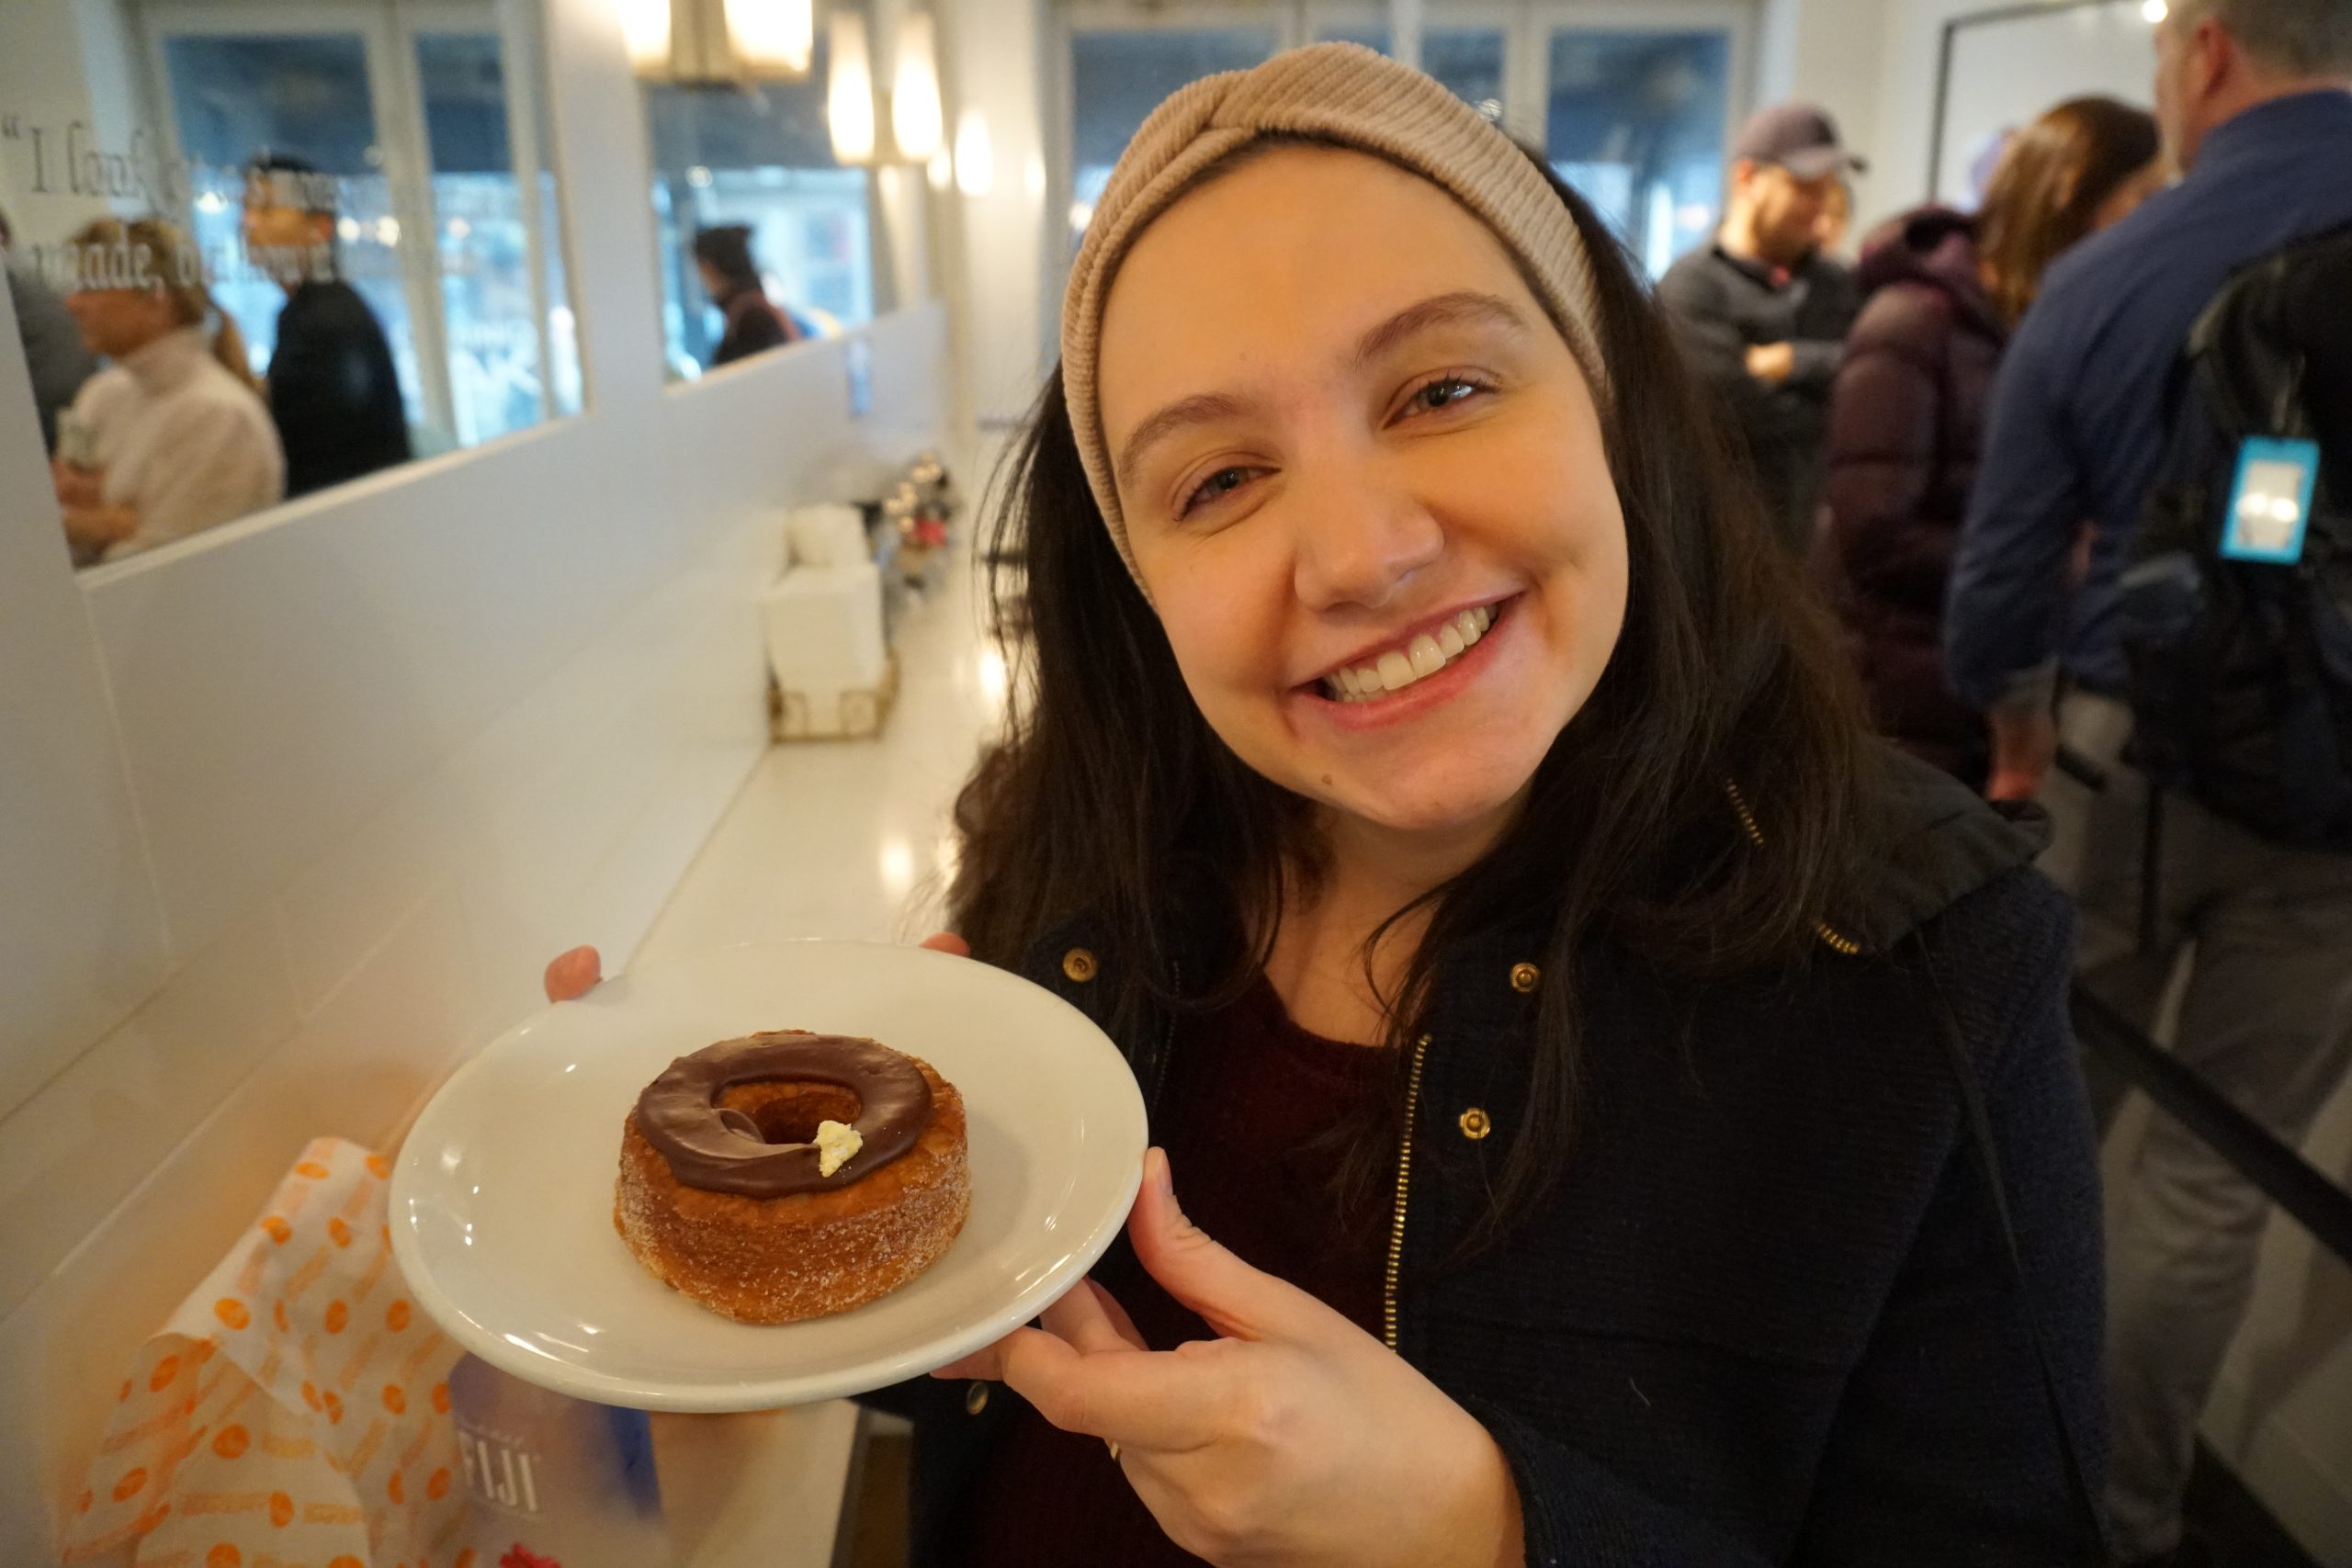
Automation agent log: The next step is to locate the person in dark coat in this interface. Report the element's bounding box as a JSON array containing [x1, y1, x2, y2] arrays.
[[1816, 98, 2160, 789], [1655, 103, 1866, 552], [243, 153, 413, 498], [693, 223, 801, 367]]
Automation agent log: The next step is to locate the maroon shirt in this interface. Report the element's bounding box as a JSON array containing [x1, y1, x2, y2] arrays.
[[963, 974, 1392, 1566]]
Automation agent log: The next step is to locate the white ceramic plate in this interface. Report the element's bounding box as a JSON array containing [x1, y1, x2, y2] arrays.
[[390, 941, 1147, 1411]]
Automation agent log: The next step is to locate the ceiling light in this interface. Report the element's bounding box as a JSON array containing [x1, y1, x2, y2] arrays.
[[954, 107, 994, 196], [620, 0, 672, 73], [725, 0, 812, 76], [891, 15, 944, 162], [827, 12, 876, 165]]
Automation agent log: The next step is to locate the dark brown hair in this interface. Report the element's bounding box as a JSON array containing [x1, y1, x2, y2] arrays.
[[693, 223, 763, 294], [950, 142, 1887, 1249], [1977, 97, 2160, 328]]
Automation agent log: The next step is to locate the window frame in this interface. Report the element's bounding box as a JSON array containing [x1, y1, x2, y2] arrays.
[[1516, 0, 1754, 174], [131, 0, 574, 438], [1046, 0, 1755, 364], [635, 37, 880, 382], [1522, 0, 1754, 276]]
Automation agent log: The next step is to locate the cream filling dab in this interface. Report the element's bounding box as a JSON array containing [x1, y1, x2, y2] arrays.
[[814, 1119, 864, 1177], [1321, 604, 1497, 703]]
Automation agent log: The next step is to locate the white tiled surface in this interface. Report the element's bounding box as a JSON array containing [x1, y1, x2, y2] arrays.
[[0, 273, 175, 1121], [75, 324, 899, 983], [0, 898, 300, 1316]]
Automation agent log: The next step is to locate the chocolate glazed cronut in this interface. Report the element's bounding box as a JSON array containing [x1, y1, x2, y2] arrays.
[[615, 1031, 969, 1324]]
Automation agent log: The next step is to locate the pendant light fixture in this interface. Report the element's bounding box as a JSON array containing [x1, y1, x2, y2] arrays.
[[954, 107, 994, 197], [827, 10, 878, 164], [725, 0, 813, 75], [890, 14, 944, 163], [620, 0, 673, 73], [627, 0, 813, 82]]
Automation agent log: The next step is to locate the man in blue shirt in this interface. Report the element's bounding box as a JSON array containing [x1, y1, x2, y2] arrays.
[[1944, 1, 2352, 1561]]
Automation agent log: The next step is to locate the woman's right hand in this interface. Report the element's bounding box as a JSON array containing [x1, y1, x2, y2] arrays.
[[544, 944, 604, 1002], [542, 931, 971, 1002], [52, 457, 103, 511], [1984, 705, 2058, 803]]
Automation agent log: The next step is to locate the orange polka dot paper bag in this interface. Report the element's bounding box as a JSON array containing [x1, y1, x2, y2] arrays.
[[61, 1137, 466, 1568]]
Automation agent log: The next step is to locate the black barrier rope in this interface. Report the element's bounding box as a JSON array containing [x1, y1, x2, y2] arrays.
[[2072, 978, 2352, 1269]]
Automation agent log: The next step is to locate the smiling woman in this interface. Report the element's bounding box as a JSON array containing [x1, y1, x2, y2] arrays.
[[882, 41, 2110, 1568], [1100, 154, 1628, 849]]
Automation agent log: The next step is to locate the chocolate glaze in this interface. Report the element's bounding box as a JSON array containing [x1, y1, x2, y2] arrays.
[[636, 1032, 934, 1197]]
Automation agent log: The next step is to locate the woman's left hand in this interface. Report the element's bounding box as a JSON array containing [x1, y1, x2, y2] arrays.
[[933, 1147, 1524, 1568]]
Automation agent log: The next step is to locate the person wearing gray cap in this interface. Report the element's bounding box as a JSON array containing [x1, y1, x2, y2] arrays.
[[1657, 102, 1866, 553]]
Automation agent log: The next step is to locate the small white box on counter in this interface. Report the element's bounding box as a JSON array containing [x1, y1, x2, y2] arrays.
[[784, 503, 871, 570], [762, 560, 893, 740], [762, 561, 888, 688], [770, 659, 899, 741]]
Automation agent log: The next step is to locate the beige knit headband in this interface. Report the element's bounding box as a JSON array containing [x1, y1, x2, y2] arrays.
[[1060, 41, 1613, 592]]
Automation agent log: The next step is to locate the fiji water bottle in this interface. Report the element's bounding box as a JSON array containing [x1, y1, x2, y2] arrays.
[[447, 1354, 673, 1568]]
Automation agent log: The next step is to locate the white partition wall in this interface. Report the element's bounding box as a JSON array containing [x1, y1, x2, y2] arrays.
[[0, 0, 951, 1552]]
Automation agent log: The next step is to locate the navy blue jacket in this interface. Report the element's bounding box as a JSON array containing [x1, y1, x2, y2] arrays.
[[869, 759, 2108, 1565], [1946, 90, 2352, 705]]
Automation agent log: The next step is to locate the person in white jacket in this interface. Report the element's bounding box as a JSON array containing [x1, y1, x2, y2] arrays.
[[53, 217, 284, 565]]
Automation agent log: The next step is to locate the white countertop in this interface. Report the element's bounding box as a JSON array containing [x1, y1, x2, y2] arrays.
[[632, 551, 1000, 1567]]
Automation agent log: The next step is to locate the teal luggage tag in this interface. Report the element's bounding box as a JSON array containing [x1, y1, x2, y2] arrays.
[[2220, 436, 2321, 564]]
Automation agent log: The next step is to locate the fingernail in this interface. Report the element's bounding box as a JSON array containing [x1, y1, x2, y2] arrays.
[[1150, 1147, 1172, 1199]]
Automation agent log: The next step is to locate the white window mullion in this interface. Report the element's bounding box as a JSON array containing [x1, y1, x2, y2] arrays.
[[370, 7, 458, 438]]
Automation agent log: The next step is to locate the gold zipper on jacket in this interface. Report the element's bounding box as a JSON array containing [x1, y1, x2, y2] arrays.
[[1378, 781, 1849, 1351], [1723, 777, 1860, 954], [1382, 1031, 1433, 1351]]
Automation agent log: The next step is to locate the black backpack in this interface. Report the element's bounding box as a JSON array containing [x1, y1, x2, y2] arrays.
[[2120, 223, 2352, 849]]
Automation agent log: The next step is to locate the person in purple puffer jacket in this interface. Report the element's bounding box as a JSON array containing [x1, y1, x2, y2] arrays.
[[1816, 98, 2162, 788]]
